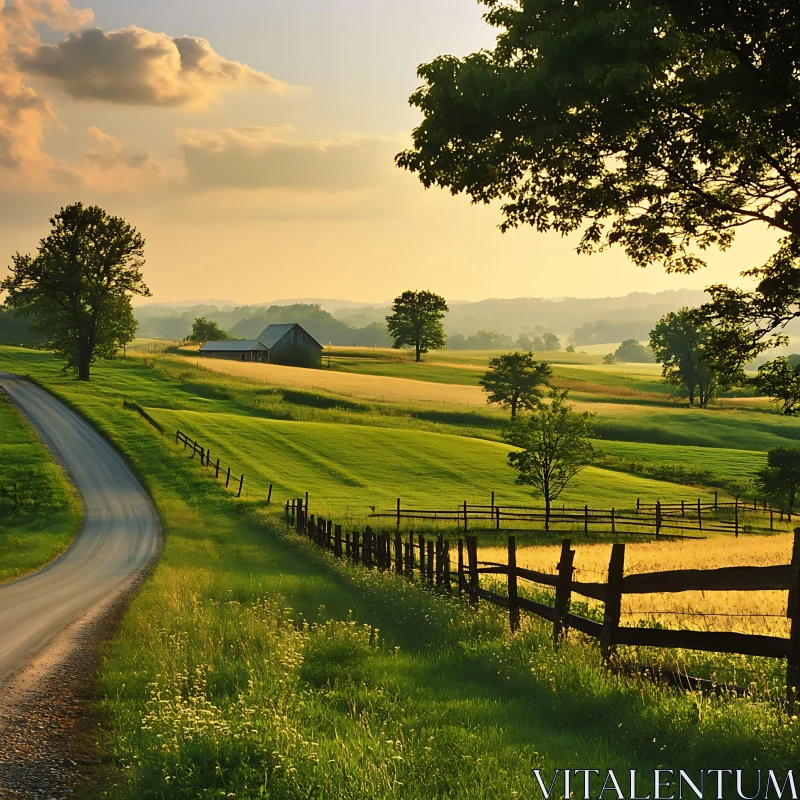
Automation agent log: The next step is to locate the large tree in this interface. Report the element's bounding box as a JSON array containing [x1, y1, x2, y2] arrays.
[[756, 447, 800, 515], [397, 1, 800, 374], [1, 204, 149, 380], [504, 390, 594, 529], [480, 351, 552, 418], [756, 358, 800, 416], [189, 317, 230, 345], [649, 309, 721, 407], [386, 290, 448, 362]]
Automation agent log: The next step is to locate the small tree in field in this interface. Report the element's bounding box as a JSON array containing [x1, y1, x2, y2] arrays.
[[756, 447, 800, 515], [504, 390, 594, 529], [480, 352, 552, 419], [189, 317, 230, 344], [1, 203, 150, 381], [386, 290, 448, 362]]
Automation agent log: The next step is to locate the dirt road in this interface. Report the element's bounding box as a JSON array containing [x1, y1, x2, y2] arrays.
[[0, 374, 160, 796]]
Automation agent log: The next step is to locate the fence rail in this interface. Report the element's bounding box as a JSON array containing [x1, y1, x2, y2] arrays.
[[285, 494, 800, 709], [174, 429, 270, 501]]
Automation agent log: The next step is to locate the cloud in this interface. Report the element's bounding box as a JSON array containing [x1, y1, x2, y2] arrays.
[[80, 126, 165, 192], [20, 25, 293, 107], [0, 1, 93, 189], [177, 127, 402, 192]]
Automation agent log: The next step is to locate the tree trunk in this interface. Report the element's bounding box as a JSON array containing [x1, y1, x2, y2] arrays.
[[510, 395, 518, 419], [78, 352, 91, 381], [415, 341, 421, 362], [545, 496, 551, 530]]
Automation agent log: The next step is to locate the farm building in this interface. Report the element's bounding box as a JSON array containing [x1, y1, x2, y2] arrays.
[[200, 323, 323, 367]]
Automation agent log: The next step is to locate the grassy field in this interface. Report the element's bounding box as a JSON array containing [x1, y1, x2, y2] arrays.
[[0, 346, 797, 798], [0, 391, 80, 582]]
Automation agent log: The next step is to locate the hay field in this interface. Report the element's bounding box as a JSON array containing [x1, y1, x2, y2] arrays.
[[479, 533, 795, 636], [171, 354, 490, 405]]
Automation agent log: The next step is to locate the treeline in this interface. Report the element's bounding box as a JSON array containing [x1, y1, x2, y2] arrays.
[[136, 303, 392, 348]]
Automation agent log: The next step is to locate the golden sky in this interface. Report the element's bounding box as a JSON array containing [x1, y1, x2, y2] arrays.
[[0, 0, 780, 303]]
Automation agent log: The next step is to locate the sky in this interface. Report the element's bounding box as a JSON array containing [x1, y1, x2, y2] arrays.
[[0, 0, 783, 304]]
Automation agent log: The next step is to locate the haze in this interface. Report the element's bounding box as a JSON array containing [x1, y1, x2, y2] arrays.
[[0, 0, 779, 303]]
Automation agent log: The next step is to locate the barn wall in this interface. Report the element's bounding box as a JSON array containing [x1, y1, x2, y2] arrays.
[[270, 326, 323, 367]]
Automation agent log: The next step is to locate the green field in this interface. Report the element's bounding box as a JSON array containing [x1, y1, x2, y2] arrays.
[[0, 391, 80, 582], [0, 346, 797, 798]]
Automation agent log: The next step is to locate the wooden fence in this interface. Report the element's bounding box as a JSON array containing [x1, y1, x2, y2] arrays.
[[285, 496, 800, 709], [174, 429, 273, 501]]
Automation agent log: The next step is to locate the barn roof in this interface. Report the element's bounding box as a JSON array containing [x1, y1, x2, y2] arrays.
[[199, 339, 266, 352], [256, 323, 298, 349]]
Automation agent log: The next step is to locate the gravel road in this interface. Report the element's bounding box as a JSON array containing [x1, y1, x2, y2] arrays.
[[0, 374, 161, 796]]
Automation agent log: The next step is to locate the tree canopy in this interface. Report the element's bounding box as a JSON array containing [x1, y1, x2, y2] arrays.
[[189, 318, 231, 345], [504, 390, 594, 528], [1, 203, 149, 380], [756, 358, 800, 416], [614, 339, 654, 363], [386, 290, 448, 362], [397, 0, 800, 373], [479, 351, 552, 418], [649, 309, 721, 407], [756, 447, 800, 515]]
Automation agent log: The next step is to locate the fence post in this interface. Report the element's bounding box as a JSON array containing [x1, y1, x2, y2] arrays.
[[681, 500, 685, 517], [308, 514, 315, 539], [352, 532, 360, 564], [735, 500, 740, 537], [238, 474, 244, 498], [191, 441, 197, 459], [508, 536, 520, 633], [611, 508, 615, 534], [637, 497, 640, 513], [697, 499, 702, 531], [436, 535, 444, 587], [444, 539, 451, 593], [215, 458, 220, 479], [655, 501, 662, 539], [464, 500, 468, 532], [456, 538, 465, 596], [600, 544, 625, 662], [584, 504, 589, 534], [495, 505, 500, 531], [787, 528, 800, 713], [334, 525, 342, 556], [491, 490, 495, 517], [327, 520, 333, 550], [296, 498, 304, 530], [267, 484, 273, 504], [427, 541, 435, 586], [305, 491, 309, 518], [345, 532, 351, 558], [395, 531, 403, 575], [364, 526, 373, 568], [226, 467, 231, 488], [175, 429, 180, 444], [408, 531, 416, 572], [466, 535, 479, 607], [419, 534, 425, 578], [553, 539, 576, 647]]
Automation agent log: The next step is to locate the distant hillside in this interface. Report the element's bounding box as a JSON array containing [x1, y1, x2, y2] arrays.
[[133, 289, 710, 347]]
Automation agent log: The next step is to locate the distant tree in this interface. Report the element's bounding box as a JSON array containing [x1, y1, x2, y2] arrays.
[[189, 317, 231, 344], [603, 353, 617, 365], [649, 309, 722, 408], [480, 352, 552, 419], [542, 333, 560, 351], [386, 290, 448, 362], [572, 320, 658, 347], [756, 358, 800, 416], [447, 333, 467, 350], [756, 447, 800, 515], [504, 390, 594, 529], [565, 344, 575, 353], [1, 203, 150, 381], [465, 329, 512, 350], [514, 334, 534, 351], [614, 339, 654, 363]]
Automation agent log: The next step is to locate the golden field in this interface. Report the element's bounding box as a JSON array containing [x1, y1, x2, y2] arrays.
[[478, 533, 796, 637]]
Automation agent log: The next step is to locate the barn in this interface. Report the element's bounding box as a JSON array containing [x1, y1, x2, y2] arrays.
[[200, 323, 323, 367]]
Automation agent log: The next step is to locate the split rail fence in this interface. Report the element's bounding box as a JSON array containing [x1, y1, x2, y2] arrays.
[[175, 429, 273, 502], [286, 497, 800, 709]]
